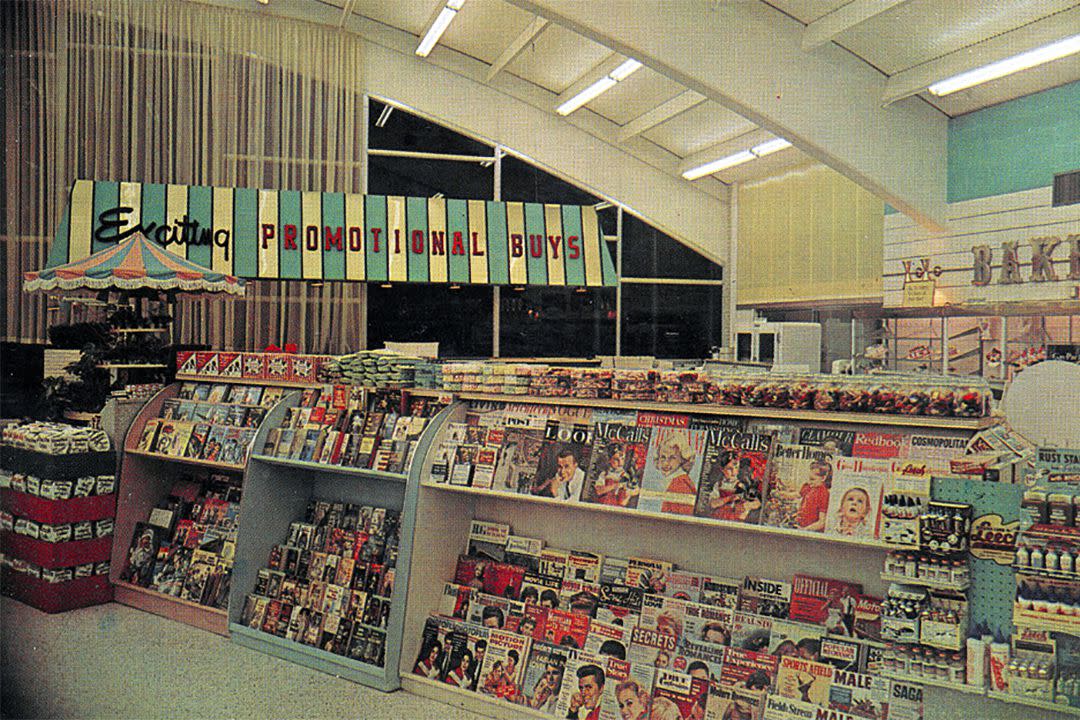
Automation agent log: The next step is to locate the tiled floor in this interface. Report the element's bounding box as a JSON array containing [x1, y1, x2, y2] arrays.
[[0, 599, 487, 720]]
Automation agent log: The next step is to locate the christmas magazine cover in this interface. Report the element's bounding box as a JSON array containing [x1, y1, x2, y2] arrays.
[[693, 429, 774, 524]]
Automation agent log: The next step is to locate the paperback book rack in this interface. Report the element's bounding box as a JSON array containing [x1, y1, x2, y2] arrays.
[[226, 392, 451, 691], [111, 381, 288, 636]]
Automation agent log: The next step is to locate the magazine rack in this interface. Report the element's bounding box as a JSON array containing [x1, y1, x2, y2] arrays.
[[111, 383, 285, 636], [226, 393, 452, 691], [396, 396, 1007, 720]]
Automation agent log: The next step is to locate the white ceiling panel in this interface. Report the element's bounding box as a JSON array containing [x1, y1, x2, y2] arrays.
[[586, 68, 687, 126], [765, 0, 851, 25], [346, 0, 433, 37], [836, 0, 1080, 76], [440, 1, 539, 66], [922, 55, 1080, 116], [641, 101, 758, 158], [503, 22, 613, 94]]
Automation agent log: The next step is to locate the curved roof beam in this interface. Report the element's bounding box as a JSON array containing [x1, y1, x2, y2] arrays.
[[802, 0, 911, 52], [509, 0, 949, 231]]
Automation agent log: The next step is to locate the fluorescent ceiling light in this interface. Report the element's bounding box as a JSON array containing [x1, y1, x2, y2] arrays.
[[610, 58, 643, 81], [416, 1, 464, 58], [751, 138, 792, 157], [682, 136, 793, 181], [682, 150, 755, 180], [557, 77, 617, 115], [556, 57, 643, 116], [928, 33, 1080, 96], [375, 104, 393, 128]]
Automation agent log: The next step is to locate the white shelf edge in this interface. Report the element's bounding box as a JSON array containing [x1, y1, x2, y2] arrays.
[[422, 482, 891, 550], [880, 573, 970, 592], [250, 453, 408, 482], [402, 674, 550, 720], [881, 671, 985, 695], [987, 689, 1080, 716]]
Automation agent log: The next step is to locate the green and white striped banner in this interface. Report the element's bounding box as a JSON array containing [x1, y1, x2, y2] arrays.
[[47, 179, 618, 287]]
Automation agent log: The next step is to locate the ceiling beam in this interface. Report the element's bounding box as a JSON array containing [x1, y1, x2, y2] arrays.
[[484, 16, 549, 82], [883, 5, 1080, 105], [802, 0, 910, 51], [508, 0, 949, 231], [617, 89, 705, 142]]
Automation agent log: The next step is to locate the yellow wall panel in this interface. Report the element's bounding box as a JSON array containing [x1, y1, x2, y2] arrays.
[[738, 164, 883, 306]]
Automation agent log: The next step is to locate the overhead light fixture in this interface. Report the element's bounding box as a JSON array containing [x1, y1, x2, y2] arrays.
[[682, 150, 755, 180], [416, 0, 465, 58], [682, 137, 794, 181], [609, 58, 643, 81], [928, 33, 1080, 96], [556, 58, 643, 116], [449, 283, 461, 290], [380, 282, 393, 289], [375, 104, 393, 128], [750, 138, 793, 157]]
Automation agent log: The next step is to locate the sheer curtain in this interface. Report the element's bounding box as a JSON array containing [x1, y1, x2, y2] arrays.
[[2, 0, 368, 352]]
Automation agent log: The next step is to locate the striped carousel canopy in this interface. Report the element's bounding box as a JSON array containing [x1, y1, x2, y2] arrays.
[[24, 232, 245, 296]]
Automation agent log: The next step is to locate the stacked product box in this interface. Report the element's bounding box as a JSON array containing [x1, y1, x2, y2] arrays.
[[0, 422, 116, 612]]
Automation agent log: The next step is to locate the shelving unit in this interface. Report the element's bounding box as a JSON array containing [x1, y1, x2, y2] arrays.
[[393, 394, 1031, 720], [111, 383, 273, 636], [226, 394, 450, 691]]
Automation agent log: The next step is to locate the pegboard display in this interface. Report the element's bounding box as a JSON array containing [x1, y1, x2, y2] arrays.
[[932, 477, 1023, 642]]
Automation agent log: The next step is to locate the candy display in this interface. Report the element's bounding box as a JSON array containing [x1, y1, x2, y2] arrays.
[[319, 350, 425, 389], [1, 422, 111, 454], [433, 364, 992, 418]]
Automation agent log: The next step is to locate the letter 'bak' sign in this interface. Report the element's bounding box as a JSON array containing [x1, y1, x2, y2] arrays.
[[47, 180, 618, 287]]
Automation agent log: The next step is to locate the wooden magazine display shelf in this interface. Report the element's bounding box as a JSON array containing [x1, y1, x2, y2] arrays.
[[398, 398, 1008, 720], [225, 394, 449, 691], [112, 382, 289, 637]]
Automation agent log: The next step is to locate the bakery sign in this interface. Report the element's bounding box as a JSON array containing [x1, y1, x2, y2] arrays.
[[883, 189, 1080, 308], [45, 179, 618, 287]]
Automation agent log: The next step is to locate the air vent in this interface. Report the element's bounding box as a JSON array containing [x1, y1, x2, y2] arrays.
[[1053, 170, 1080, 207]]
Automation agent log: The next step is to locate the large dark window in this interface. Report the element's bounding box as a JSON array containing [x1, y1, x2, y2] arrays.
[[367, 284, 492, 358], [621, 214, 723, 281], [369, 100, 492, 156], [500, 288, 615, 358], [363, 98, 723, 360], [367, 156, 494, 200], [621, 284, 723, 359]]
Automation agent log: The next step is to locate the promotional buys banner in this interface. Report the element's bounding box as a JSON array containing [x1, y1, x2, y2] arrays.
[[47, 180, 618, 287]]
